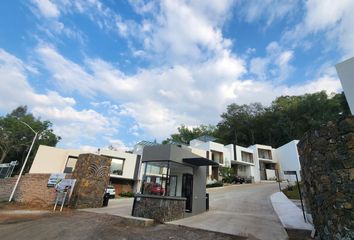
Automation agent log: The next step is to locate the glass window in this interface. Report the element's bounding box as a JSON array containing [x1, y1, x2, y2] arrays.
[[258, 149, 272, 159], [64, 156, 77, 173], [241, 151, 254, 163], [110, 158, 124, 175], [141, 161, 192, 197]]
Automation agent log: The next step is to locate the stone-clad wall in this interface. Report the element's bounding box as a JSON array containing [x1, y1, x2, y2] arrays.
[[69, 153, 111, 209], [132, 194, 186, 223], [0, 174, 71, 206], [298, 117, 354, 240], [0, 177, 17, 201]]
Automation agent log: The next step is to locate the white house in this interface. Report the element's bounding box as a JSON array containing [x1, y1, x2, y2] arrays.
[[188, 136, 301, 183], [276, 140, 301, 182], [336, 56, 354, 114], [232, 145, 256, 180], [248, 144, 278, 182], [30, 145, 141, 195], [190, 136, 231, 181]]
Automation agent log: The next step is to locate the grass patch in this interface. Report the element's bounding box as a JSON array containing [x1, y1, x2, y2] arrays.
[[282, 184, 301, 199]]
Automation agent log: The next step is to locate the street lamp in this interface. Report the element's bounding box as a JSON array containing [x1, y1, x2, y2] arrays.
[[8, 121, 38, 202]]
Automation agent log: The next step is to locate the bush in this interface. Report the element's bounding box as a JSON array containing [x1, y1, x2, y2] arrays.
[[206, 181, 223, 188], [219, 167, 235, 184], [120, 191, 134, 197]]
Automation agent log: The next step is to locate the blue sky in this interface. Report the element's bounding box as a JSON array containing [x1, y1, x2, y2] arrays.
[[0, 0, 353, 151]]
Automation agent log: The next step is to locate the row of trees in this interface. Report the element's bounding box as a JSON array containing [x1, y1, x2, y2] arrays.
[[163, 91, 351, 148], [0, 106, 60, 173]]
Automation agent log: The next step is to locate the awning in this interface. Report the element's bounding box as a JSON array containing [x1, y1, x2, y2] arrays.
[[183, 158, 219, 166]]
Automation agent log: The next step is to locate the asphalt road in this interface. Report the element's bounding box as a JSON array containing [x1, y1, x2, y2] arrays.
[[170, 182, 288, 240]]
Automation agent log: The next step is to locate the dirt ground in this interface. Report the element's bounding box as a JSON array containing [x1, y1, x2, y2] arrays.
[[0, 211, 248, 240]]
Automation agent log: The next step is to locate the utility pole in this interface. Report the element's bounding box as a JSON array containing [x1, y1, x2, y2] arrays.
[[9, 121, 38, 202]]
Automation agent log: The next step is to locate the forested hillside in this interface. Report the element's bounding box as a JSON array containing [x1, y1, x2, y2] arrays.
[[163, 91, 350, 148]]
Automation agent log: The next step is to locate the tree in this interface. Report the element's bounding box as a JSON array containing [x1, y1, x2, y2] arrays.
[[216, 91, 350, 148], [216, 103, 265, 146], [0, 106, 61, 173], [163, 124, 216, 145]]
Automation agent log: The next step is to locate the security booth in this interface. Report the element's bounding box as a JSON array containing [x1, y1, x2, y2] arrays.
[[132, 144, 218, 222]]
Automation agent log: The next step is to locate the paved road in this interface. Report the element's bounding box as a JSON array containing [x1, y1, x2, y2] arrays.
[[170, 183, 288, 240]]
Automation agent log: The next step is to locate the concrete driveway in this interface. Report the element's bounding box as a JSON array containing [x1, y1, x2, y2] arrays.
[[170, 183, 288, 240], [81, 197, 134, 217]]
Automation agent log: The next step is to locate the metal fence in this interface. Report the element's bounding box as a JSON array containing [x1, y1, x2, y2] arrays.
[[0, 161, 18, 178]]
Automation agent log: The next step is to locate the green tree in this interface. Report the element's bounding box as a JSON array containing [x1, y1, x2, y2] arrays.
[[163, 124, 216, 145], [0, 106, 61, 173], [216, 91, 350, 148], [216, 103, 265, 146]]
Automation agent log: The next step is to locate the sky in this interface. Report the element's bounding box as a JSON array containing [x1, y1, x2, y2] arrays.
[[0, 0, 353, 151]]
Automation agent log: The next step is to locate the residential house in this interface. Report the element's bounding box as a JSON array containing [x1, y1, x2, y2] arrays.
[[276, 140, 301, 182], [336, 56, 354, 114], [248, 144, 279, 182], [190, 136, 231, 181], [30, 145, 141, 195]]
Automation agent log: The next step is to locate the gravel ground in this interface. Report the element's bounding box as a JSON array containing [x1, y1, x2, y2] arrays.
[[0, 211, 247, 240]]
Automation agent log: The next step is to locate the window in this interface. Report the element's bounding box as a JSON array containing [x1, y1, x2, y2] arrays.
[[64, 156, 78, 173], [211, 151, 224, 164], [241, 151, 254, 163], [110, 158, 124, 175], [258, 149, 272, 160]]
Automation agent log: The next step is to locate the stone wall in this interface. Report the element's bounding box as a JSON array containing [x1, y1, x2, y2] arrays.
[[298, 117, 354, 240], [69, 153, 111, 209], [0, 174, 72, 206], [132, 194, 186, 223], [0, 177, 17, 201]]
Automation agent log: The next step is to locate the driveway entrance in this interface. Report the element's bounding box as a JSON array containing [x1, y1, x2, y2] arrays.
[[81, 197, 134, 217], [170, 183, 288, 240]]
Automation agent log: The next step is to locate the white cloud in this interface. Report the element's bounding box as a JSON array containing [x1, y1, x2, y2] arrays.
[[32, 0, 60, 18], [237, 0, 299, 27], [250, 42, 294, 82], [0, 48, 115, 148], [284, 0, 354, 58], [15, 0, 346, 145]]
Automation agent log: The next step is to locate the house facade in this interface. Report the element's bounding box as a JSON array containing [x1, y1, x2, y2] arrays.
[[188, 136, 301, 183], [336, 56, 354, 114], [189, 137, 231, 181], [30, 145, 141, 195]]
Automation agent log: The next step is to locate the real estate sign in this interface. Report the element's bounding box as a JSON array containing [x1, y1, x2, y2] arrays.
[[47, 173, 66, 187]]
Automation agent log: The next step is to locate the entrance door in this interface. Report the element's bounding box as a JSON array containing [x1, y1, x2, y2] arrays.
[[182, 174, 193, 212]]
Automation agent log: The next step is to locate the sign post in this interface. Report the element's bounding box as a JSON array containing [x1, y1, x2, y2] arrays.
[[284, 170, 306, 222]]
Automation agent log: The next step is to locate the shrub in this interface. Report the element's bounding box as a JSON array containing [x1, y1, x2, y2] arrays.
[[206, 181, 223, 188], [120, 191, 134, 197]]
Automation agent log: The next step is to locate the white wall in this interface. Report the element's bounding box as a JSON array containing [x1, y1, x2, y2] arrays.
[[276, 140, 301, 182], [190, 139, 232, 167], [336, 57, 354, 114], [30, 145, 83, 174], [30, 145, 138, 180]]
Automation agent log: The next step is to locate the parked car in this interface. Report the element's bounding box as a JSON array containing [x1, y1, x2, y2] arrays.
[[150, 183, 165, 195], [105, 185, 116, 198], [234, 176, 245, 184]]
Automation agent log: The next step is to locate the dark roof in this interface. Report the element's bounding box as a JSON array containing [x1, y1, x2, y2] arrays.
[[183, 157, 219, 166]]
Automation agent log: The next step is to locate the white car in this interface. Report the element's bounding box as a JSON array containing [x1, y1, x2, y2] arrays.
[[105, 185, 116, 198]]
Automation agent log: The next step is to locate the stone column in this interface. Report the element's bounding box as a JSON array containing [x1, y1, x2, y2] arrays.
[[69, 153, 111, 209]]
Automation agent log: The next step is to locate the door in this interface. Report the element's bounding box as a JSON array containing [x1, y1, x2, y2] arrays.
[[182, 174, 193, 212]]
